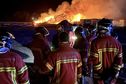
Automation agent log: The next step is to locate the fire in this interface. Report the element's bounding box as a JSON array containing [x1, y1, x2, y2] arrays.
[[33, 13, 86, 25], [33, 0, 124, 25], [34, 15, 54, 24], [70, 13, 86, 23]]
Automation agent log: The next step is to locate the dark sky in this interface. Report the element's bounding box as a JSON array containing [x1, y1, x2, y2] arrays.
[[0, 0, 72, 21]]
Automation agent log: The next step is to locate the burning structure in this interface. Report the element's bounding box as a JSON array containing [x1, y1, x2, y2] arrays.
[[33, 0, 126, 25], [113, 19, 126, 27]]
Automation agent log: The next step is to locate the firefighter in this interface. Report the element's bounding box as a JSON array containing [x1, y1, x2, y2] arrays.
[[41, 32, 82, 84], [88, 18, 123, 84], [0, 31, 30, 84], [29, 26, 51, 68], [28, 26, 51, 84], [73, 26, 89, 76]]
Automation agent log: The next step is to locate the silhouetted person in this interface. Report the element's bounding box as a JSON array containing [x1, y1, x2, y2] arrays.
[[29, 26, 51, 84]]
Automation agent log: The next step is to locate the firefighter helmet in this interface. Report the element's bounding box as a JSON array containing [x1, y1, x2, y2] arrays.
[[0, 31, 13, 49], [97, 18, 112, 32], [35, 26, 49, 36]]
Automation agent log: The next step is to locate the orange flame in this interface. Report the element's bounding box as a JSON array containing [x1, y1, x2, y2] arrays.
[[70, 13, 86, 23], [34, 15, 54, 24], [33, 0, 123, 25], [34, 13, 86, 25]]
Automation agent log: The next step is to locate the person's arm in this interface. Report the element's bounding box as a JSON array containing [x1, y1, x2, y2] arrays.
[[39, 53, 54, 75], [90, 40, 101, 79], [112, 42, 123, 79], [15, 54, 30, 84], [106, 42, 123, 84], [77, 53, 82, 83]]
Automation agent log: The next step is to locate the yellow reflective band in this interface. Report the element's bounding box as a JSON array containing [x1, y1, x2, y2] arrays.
[[113, 48, 119, 53], [57, 59, 80, 64], [0, 67, 16, 84], [0, 67, 16, 72], [114, 64, 123, 68], [97, 48, 119, 52], [114, 64, 123, 71], [55, 59, 80, 84], [77, 73, 82, 78], [91, 52, 98, 57], [12, 70, 17, 84], [94, 53, 98, 57], [98, 49, 102, 52], [56, 61, 60, 84], [46, 63, 53, 70], [77, 62, 82, 67], [98, 49, 102, 65], [18, 65, 28, 75], [114, 67, 120, 71], [94, 63, 102, 70], [88, 52, 90, 57], [102, 48, 107, 52], [21, 80, 30, 84]]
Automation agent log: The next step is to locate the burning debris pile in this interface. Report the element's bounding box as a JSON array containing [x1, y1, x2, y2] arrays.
[[33, 0, 126, 25]]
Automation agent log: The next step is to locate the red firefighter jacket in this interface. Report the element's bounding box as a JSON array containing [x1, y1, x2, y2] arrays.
[[0, 51, 29, 84], [89, 34, 123, 79], [44, 43, 82, 84]]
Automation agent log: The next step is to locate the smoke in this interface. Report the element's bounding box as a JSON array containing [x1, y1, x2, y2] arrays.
[[116, 0, 126, 19], [70, 0, 126, 19], [36, 0, 126, 24]]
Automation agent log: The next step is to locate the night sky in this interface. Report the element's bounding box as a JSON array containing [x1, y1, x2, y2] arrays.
[[0, 0, 72, 21]]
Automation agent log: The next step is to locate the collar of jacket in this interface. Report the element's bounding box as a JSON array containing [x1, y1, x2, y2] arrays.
[[59, 42, 70, 48]]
